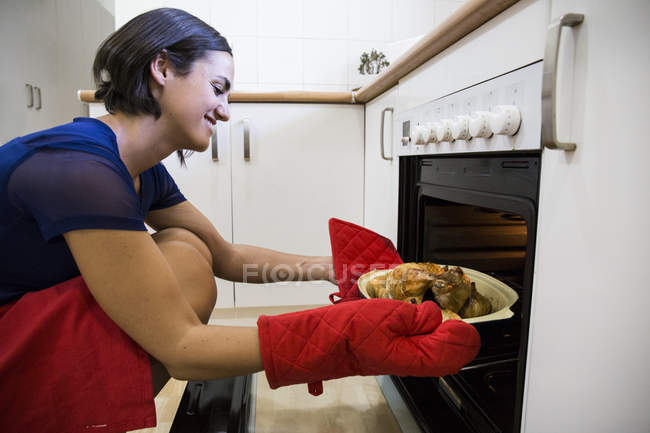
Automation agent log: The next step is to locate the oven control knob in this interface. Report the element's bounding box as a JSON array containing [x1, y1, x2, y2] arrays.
[[489, 105, 521, 136], [469, 111, 493, 138], [425, 122, 439, 143], [434, 119, 454, 142], [412, 124, 428, 145], [430, 122, 442, 142], [451, 115, 471, 140]]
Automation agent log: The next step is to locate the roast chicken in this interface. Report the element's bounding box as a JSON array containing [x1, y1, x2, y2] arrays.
[[430, 265, 472, 313], [357, 262, 492, 319], [458, 282, 492, 317]]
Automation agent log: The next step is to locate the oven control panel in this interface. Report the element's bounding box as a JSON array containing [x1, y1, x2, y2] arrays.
[[396, 61, 542, 155]]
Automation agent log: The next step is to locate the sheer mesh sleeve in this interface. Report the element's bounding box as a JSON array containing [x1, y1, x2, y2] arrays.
[[8, 149, 146, 241], [149, 162, 186, 211]]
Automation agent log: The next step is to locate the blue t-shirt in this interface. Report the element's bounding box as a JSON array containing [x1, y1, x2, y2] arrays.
[[0, 117, 186, 305]]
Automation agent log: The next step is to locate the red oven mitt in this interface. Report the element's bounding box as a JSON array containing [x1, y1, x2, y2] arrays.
[[328, 218, 403, 303], [258, 298, 481, 396]]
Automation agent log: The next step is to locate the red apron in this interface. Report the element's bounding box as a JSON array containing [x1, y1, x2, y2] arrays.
[[0, 276, 156, 433]]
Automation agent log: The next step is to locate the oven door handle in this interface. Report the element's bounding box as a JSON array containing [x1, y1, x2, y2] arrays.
[[380, 107, 394, 160], [439, 377, 462, 410], [542, 13, 584, 151]]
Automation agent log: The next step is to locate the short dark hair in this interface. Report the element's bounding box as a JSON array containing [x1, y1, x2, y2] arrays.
[[93, 8, 232, 164]]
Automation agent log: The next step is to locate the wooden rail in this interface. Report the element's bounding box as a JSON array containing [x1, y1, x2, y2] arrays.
[[78, 89, 355, 104]]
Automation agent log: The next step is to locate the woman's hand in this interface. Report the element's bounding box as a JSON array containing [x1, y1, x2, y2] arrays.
[[299, 255, 337, 285], [257, 299, 481, 394]]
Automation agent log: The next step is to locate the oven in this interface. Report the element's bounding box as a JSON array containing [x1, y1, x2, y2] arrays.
[[170, 375, 255, 433], [387, 61, 543, 433]]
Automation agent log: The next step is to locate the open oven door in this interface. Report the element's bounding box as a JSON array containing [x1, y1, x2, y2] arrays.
[[170, 375, 255, 433], [395, 154, 540, 433]]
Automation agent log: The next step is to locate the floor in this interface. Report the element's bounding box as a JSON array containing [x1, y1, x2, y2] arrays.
[[128, 306, 402, 433]]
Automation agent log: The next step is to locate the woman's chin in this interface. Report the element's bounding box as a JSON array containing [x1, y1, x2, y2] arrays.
[[189, 136, 211, 152], [199, 141, 210, 152]]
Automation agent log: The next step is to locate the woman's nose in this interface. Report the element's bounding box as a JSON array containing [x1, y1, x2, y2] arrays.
[[216, 102, 230, 122]]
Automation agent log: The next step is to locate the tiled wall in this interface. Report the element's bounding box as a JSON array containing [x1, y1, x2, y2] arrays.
[[115, 0, 465, 92]]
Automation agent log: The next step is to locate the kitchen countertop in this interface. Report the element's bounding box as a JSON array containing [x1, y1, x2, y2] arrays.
[[128, 305, 403, 433]]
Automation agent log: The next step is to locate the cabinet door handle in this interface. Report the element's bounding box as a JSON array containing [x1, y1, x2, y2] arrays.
[[34, 86, 42, 110], [211, 126, 219, 161], [380, 107, 394, 160], [542, 13, 584, 151], [243, 119, 250, 161], [25, 84, 33, 108]]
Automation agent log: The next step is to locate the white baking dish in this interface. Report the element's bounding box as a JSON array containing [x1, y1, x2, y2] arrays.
[[357, 266, 519, 324]]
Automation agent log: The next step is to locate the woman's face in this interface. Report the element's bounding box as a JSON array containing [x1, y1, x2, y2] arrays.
[[157, 50, 234, 152]]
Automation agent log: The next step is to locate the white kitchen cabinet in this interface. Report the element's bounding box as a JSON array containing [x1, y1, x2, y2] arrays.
[[363, 86, 400, 245], [162, 123, 236, 309], [0, 0, 30, 143], [89, 103, 364, 309], [522, 2, 650, 433], [0, 0, 113, 144], [229, 103, 364, 307], [0, 0, 56, 143]]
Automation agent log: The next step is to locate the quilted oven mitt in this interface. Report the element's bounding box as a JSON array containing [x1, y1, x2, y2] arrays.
[[257, 298, 481, 396], [328, 218, 403, 303]]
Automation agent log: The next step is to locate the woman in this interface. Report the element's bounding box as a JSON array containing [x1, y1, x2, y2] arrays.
[[0, 8, 480, 433]]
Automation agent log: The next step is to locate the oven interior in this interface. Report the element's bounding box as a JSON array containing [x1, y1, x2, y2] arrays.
[[395, 154, 540, 433]]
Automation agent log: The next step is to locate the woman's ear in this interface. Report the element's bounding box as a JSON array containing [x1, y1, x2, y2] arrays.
[[149, 51, 171, 87]]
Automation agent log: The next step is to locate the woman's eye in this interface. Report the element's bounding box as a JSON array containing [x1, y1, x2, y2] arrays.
[[211, 83, 223, 95]]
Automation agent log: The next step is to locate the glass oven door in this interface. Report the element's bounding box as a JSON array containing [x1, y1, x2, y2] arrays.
[[396, 154, 540, 433]]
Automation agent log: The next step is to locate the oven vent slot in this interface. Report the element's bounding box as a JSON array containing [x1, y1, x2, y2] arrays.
[[501, 161, 530, 169], [463, 165, 490, 176]]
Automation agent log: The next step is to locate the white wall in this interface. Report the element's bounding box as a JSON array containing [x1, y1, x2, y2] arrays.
[[115, 0, 465, 92]]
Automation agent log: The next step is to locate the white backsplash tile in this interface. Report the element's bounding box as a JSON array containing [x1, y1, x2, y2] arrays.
[[434, 0, 464, 28], [304, 39, 348, 85], [385, 35, 423, 64], [115, 0, 454, 92], [348, 0, 392, 41], [258, 0, 303, 38], [303, 0, 349, 39], [258, 38, 303, 84], [230, 36, 258, 83], [163, 0, 211, 24], [212, 0, 258, 38], [232, 82, 260, 92], [303, 84, 350, 92], [115, 0, 163, 28], [391, 0, 435, 41]]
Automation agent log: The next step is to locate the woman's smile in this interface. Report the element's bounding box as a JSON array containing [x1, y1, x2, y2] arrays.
[[204, 113, 217, 136], [204, 114, 217, 126]]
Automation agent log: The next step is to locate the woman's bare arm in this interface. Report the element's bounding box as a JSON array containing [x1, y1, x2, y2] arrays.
[[146, 200, 336, 284], [63, 228, 263, 380]]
